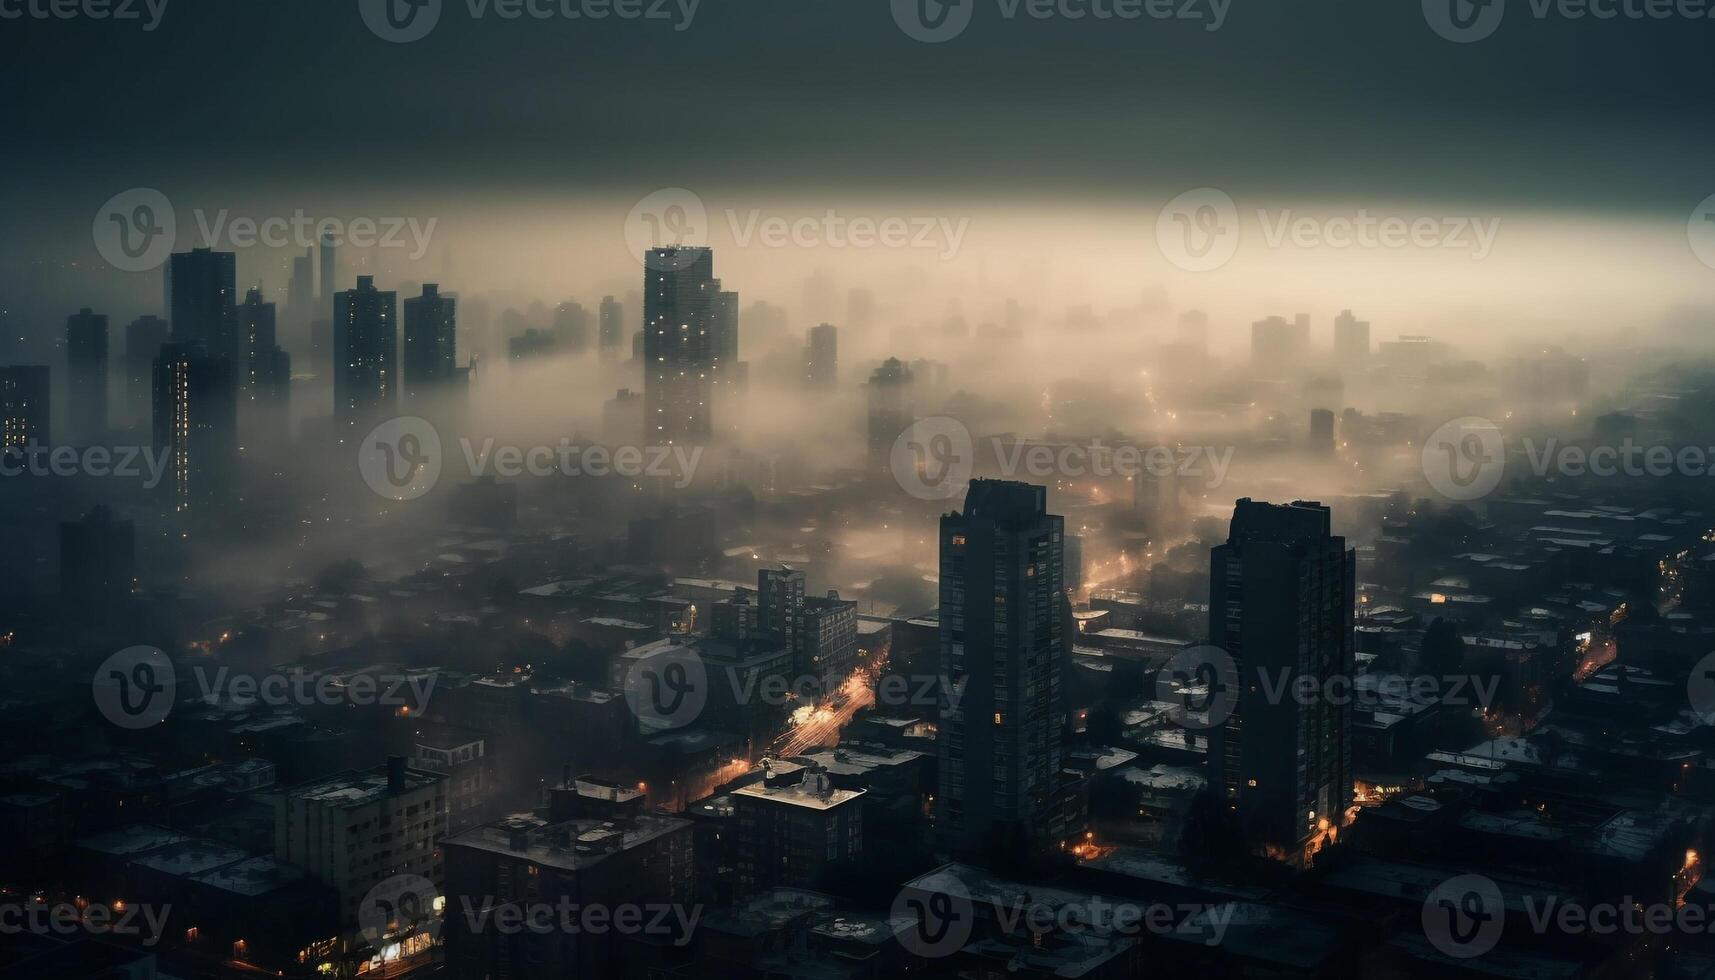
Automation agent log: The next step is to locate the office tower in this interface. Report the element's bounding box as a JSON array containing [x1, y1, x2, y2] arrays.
[[441, 811, 693, 979], [598, 295, 624, 360], [757, 567, 806, 657], [937, 479, 1067, 855], [60, 505, 134, 621], [800, 590, 859, 680], [238, 287, 289, 398], [1207, 498, 1355, 867], [1251, 315, 1304, 369], [731, 766, 864, 895], [0, 365, 51, 451], [711, 286, 738, 373], [643, 246, 717, 445], [552, 300, 592, 354], [333, 276, 398, 430], [317, 233, 338, 313], [288, 248, 314, 333], [153, 342, 237, 512], [1309, 408, 1336, 454], [123, 316, 169, 427], [403, 283, 458, 406], [1333, 309, 1370, 366], [167, 248, 239, 365], [275, 761, 447, 949], [65, 308, 108, 441], [865, 357, 915, 477], [804, 323, 837, 389]]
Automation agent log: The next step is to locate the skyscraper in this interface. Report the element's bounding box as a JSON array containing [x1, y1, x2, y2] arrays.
[[288, 248, 315, 334], [238, 288, 277, 391], [804, 323, 837, 389], [65, 308, 108, 441], [643, 247, 717, 446], [1207, 498, 1355, 866], [1334, 309, 1370, 366], [317, 233, 338, 314], [403, 283, 458, 407], [333, 276, 398, 431], [124, 316, 169, 428], [0, 365, 50, 451], [1250, 315, 1301, 369], [598, 295, 624, 360], [552, 300, 592, 355], [167, 248, 239, 366], [60, 505, 134, 623], [937, 479, 1067, 856], [757, 566, 806, 657], [865, 357, 915, 478], [153, 341, 238, 512]]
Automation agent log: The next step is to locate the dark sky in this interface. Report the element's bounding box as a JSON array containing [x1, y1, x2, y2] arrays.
[[2, 0, 1709, 212]]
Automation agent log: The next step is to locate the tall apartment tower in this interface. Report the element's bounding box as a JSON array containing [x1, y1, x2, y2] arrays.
[[1207, 498, 1355, 867], [238, 288, 290, 403], [598, 295, 624, 360], [757, 567, 806, 656], [317, 233, 338, 314], [804, 323, 837, 389], [65, 308, 108, 441], [402, 283, 458, 407], [124, 316, 169, 427], [152, 341, 238, 512], [333, 276, 398, 431], [0, 365, 50, 451], [1334, 309, 1370, 366], [865, 357, 915, 478], [167, 249, 239, 366], [642, 247, 717, 445], [936, 479, 1067, 856]]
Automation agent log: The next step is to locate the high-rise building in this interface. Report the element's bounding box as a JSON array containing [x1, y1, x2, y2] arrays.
[[643, 247, 717, 445], [800, 590, 858, 680], [65, 308, 108, 441], [402, 283, 458, 407], [59, 505, 134, 621], [757, 567, 805, 657], [731, 766, 864, 895], [239, 287, 290, 399], [167, 248, 239, 366], [1250, 315, 1302, 369], [552, 300, 592, 354], [153, 342, 238, 512], [865, 357, 915, 477], [333, 276, 398, 431], [0, 365, 50, 451], [1333, 309, 1370, 366], [1207, 498, 1355, 866], [804, 322, 837, 389], [123, 316, 169, 427], [288, 248, 315, 334], [1309, 408, 1336, 454], [317, 233, 338, 314], [936, 479, 1067, 855], [598, 295, 624, 360]]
